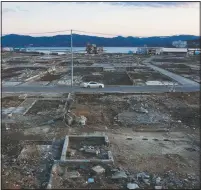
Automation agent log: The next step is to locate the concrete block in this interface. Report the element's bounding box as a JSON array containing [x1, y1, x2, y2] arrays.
[[127, 183, 139, 189], [112, 171, 127, 179], [60, 136, 69, 161], [92, 165, 105, 174], [67, 171, 81, 179]]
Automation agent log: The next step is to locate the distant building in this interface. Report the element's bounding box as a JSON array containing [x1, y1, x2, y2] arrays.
[[136, 47, 162, 55], [136, 47, 147, 54], [172, 40, 187, 48], [2, 47, 13, 52], [147, 47, 162, 55], [187, 48, 201, 56], [161, 48, 187, 55]]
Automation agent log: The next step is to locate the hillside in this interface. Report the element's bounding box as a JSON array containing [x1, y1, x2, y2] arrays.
[[187, 39, 200, 48], [1, 34, 199, 47]]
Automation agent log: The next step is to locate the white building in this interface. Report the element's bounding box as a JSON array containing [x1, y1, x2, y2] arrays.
[[161, 48, 187, 55], [2, 47, 13, 52], [172, 40, 187, 48]]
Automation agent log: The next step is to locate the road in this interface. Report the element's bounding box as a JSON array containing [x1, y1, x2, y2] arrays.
[[146, 63, 200, 86], [2, 56, 200, 94], [2, 84, 200, 94]]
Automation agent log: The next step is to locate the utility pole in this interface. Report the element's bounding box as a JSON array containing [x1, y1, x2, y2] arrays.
[[71, 29, 73, 87]]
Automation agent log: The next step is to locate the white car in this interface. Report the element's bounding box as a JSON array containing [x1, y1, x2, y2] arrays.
[[81, 81, 104, 88]]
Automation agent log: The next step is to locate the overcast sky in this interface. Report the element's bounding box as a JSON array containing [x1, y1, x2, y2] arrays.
[[2, 1, 200, 37]]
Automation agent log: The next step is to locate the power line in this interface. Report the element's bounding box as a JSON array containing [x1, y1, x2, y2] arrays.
[[73, 29, 123, 37], [2, 29, 125, 37], [2, 29, 71, 36], [26, 29, 71, 35]]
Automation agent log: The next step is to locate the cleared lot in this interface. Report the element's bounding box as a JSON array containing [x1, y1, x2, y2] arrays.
[[1, 92, 200, 189]]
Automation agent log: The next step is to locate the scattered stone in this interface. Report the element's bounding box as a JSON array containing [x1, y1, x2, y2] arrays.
[[37, 112, 43, 115], [84, 147, 100, 155], [79, 116, 87, 126], [140, 107, 148, 114], [111, 168, 119, 173], [66, 115, 73, 125], [143, 178, 150, 185], [92, 165, 105, 174], [8, 113, 12, 118], [68, 171, 81, 178], [68, 149, 76, 157], [85, 149, 100, 155], [126, 137, 132, 140], [137, 172, 150, 180], [184, 179, 189, 183], [155, 186, 162, 189], [47, 120, 54, 124], [57, 166, 64, 176], [155, 177, 161, 185], [127, 183, 139, 189], [112, 171, 127, 179], [12, 158, 16, 162], [79, 147, 85, 151]]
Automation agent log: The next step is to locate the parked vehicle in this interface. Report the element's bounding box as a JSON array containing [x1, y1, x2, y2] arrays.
[[81, 81, 104, 88]]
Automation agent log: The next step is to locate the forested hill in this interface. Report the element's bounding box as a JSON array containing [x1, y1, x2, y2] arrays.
[[1, 34, 199, 47]]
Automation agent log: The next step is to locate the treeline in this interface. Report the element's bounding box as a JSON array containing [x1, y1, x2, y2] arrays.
[[1, 34, 199, 47]]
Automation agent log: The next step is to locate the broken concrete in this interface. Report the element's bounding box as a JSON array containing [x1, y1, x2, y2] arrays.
[[112, 171, 128, 179], [127, 183, 139, 189], [92, 165, 105, 174]]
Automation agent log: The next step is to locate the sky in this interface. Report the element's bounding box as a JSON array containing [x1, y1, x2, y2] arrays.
[[1, 1, 200, 37]]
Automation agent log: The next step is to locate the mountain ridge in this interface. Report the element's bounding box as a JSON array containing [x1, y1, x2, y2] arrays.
[[1, 34, 200, 47]]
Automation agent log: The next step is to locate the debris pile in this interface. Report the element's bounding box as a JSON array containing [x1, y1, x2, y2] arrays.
[[50, 161, 200, 189], [86, 43, 104, 54]]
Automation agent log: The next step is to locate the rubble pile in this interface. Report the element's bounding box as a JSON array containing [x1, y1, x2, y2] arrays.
[[2, 144, 54, 189], [50, 161, 200, 189], [1, 87, 200, 189]]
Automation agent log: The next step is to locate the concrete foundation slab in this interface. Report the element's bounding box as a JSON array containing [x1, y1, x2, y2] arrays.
[[57, 135, 113, 163], [146, 81, 178, 86]]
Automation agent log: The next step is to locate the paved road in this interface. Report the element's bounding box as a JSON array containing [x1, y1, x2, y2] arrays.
[[146, 63, 199, 86], [2, 84, 200, 94], [2, 56, 200, 94]]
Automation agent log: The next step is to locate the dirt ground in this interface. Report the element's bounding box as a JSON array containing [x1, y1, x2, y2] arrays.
[[1, 91, 200, 189], [3, 53, 199, 86], [82, 72, 133, 85], [128, 71, 173, 82], [2, 96, 24, 108], [50, 162, 125, 189], [2, 68, 25, 79], [37, 73, 62, 81], [26, 100, 63, 114], [152, 55, 200, 63], [68, 92, 200, 189], [151, 55, 200, 83], [2, 67, 47, 81]]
